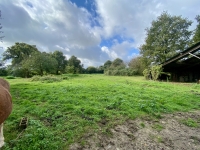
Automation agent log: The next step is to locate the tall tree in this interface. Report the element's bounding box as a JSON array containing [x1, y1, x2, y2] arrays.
[[22, 51, 58, 76], [128, 56, 145, 75], [51, 50, 67, 74], [140, 12, 193, 66], [86, 66, 97, 74], [3, 42, 39, 66], [96, 65, 104, 73], [110, 58, 125, 69], [103, 60, 112, 70], [192, 15, 200, 43], [66, 55, 82, 74]]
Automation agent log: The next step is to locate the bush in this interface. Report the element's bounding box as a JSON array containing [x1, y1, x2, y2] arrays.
[[104, 68, 139, 76], [6, 76, 16, 79], [151, 65, 163, 81], [30, 75, 62, 83], [143, 69, 151, 80]]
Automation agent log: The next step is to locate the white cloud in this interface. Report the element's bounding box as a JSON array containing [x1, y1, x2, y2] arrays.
[[101, 46, 118, 60], [95, 0, 200, 47]]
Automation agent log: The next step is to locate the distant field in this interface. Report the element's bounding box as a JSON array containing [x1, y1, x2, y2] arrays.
[[2, 74, 200, 150]]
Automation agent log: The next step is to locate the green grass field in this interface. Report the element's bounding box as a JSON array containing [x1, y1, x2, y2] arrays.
[[2, 74, 200, 150]]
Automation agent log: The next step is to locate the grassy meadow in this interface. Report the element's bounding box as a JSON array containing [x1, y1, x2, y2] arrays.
[[2, 74, 200, 150]]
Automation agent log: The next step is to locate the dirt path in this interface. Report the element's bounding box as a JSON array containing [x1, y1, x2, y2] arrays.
[[70, 111, 200, 150]]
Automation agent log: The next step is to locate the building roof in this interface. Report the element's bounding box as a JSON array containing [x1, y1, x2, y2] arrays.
[[162, 41, 200, 72]]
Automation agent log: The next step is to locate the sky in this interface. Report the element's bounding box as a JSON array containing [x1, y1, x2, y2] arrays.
[[0, 0, 200, 68]]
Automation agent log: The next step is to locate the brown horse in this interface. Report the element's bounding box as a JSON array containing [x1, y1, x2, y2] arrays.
[[0, 78, 12, 148]]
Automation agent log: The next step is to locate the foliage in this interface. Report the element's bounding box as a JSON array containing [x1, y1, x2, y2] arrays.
[[51, 51, 68, 74], [104, 58, 127, 76], [86, 66, 97, 74], [104, 68, 138, 76], [0, 67, 7, 76], [22, 51, 58, 76], [104, 60, 112, 70], [140, 12, 193, 66], [150, 65, 163, 81], [192, 15, 200, 44], [66, 55, 83, 74], [110, 58, 126, 69], [96, 66, 104, 74], [6, 76, 15, 79], [3, 75, 200, 149], [3, 43, 39, 66], [128, 56, 145, 75], [143, 68, 151, 80], [1, 43, 70, 77], [30, 75, 62, 83], [2, 43, 39, 77]]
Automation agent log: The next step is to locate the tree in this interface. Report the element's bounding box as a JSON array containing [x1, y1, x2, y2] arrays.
[[0, 57, 7, 76], [66, 55, 82, 74], [128, 56, 145, 75], [192, 15, 200, 43], [96, 66, 104, 73], [22, 51, 58, 76], [104, 60, 112, 70], [140, 12, 193, 66], [2, 43, 39, 77], [86, 66, 97, 74], [3, 42, 39, 66], [110, 58, 126, 69], [51, 51, 67, 74]]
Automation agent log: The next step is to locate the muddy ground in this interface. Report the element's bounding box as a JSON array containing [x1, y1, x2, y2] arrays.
[[70, 111, 200, 150]]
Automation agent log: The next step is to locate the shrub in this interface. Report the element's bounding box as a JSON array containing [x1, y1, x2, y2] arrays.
[[6, 76, 16, 79], [143, 69, 151, 79], [151, 65, 163, 81], [104, 68, 138, 76], [30, 75, 62, 83]]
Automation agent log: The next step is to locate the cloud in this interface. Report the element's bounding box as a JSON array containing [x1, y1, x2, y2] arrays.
[[0, 0, 200, 67], [101, 46, 118, 60]]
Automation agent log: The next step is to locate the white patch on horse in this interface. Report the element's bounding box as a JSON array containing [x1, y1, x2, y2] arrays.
[[0, 124, 5, 147]]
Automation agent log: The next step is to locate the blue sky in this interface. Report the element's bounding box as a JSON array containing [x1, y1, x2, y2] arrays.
[[0, 0, 200, 67]]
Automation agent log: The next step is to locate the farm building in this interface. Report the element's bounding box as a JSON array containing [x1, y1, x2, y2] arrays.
[[161, 41, 200, 82]]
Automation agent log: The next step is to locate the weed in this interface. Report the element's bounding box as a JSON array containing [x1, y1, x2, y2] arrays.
[[152, 123, 164, 131], [181, 118, 199, 127], [140, 122, 145, 128], [157, 136, 164, 143]]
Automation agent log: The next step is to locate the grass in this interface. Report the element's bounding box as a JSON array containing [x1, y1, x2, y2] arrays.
[[181, 118, 199, 128], [152, 123, 164, 131], [2, 74, 200, 149]]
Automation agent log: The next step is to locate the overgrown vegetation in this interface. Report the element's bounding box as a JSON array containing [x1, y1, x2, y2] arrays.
[[30, 75, 63, 83], [181, 118, 199, 128], [2, 75, 200, 149], [151, 65, 163, 81]]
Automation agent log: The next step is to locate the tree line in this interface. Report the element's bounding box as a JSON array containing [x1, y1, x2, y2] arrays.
[[0, 12, 200, 78], [0, 42, 145, 77]]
